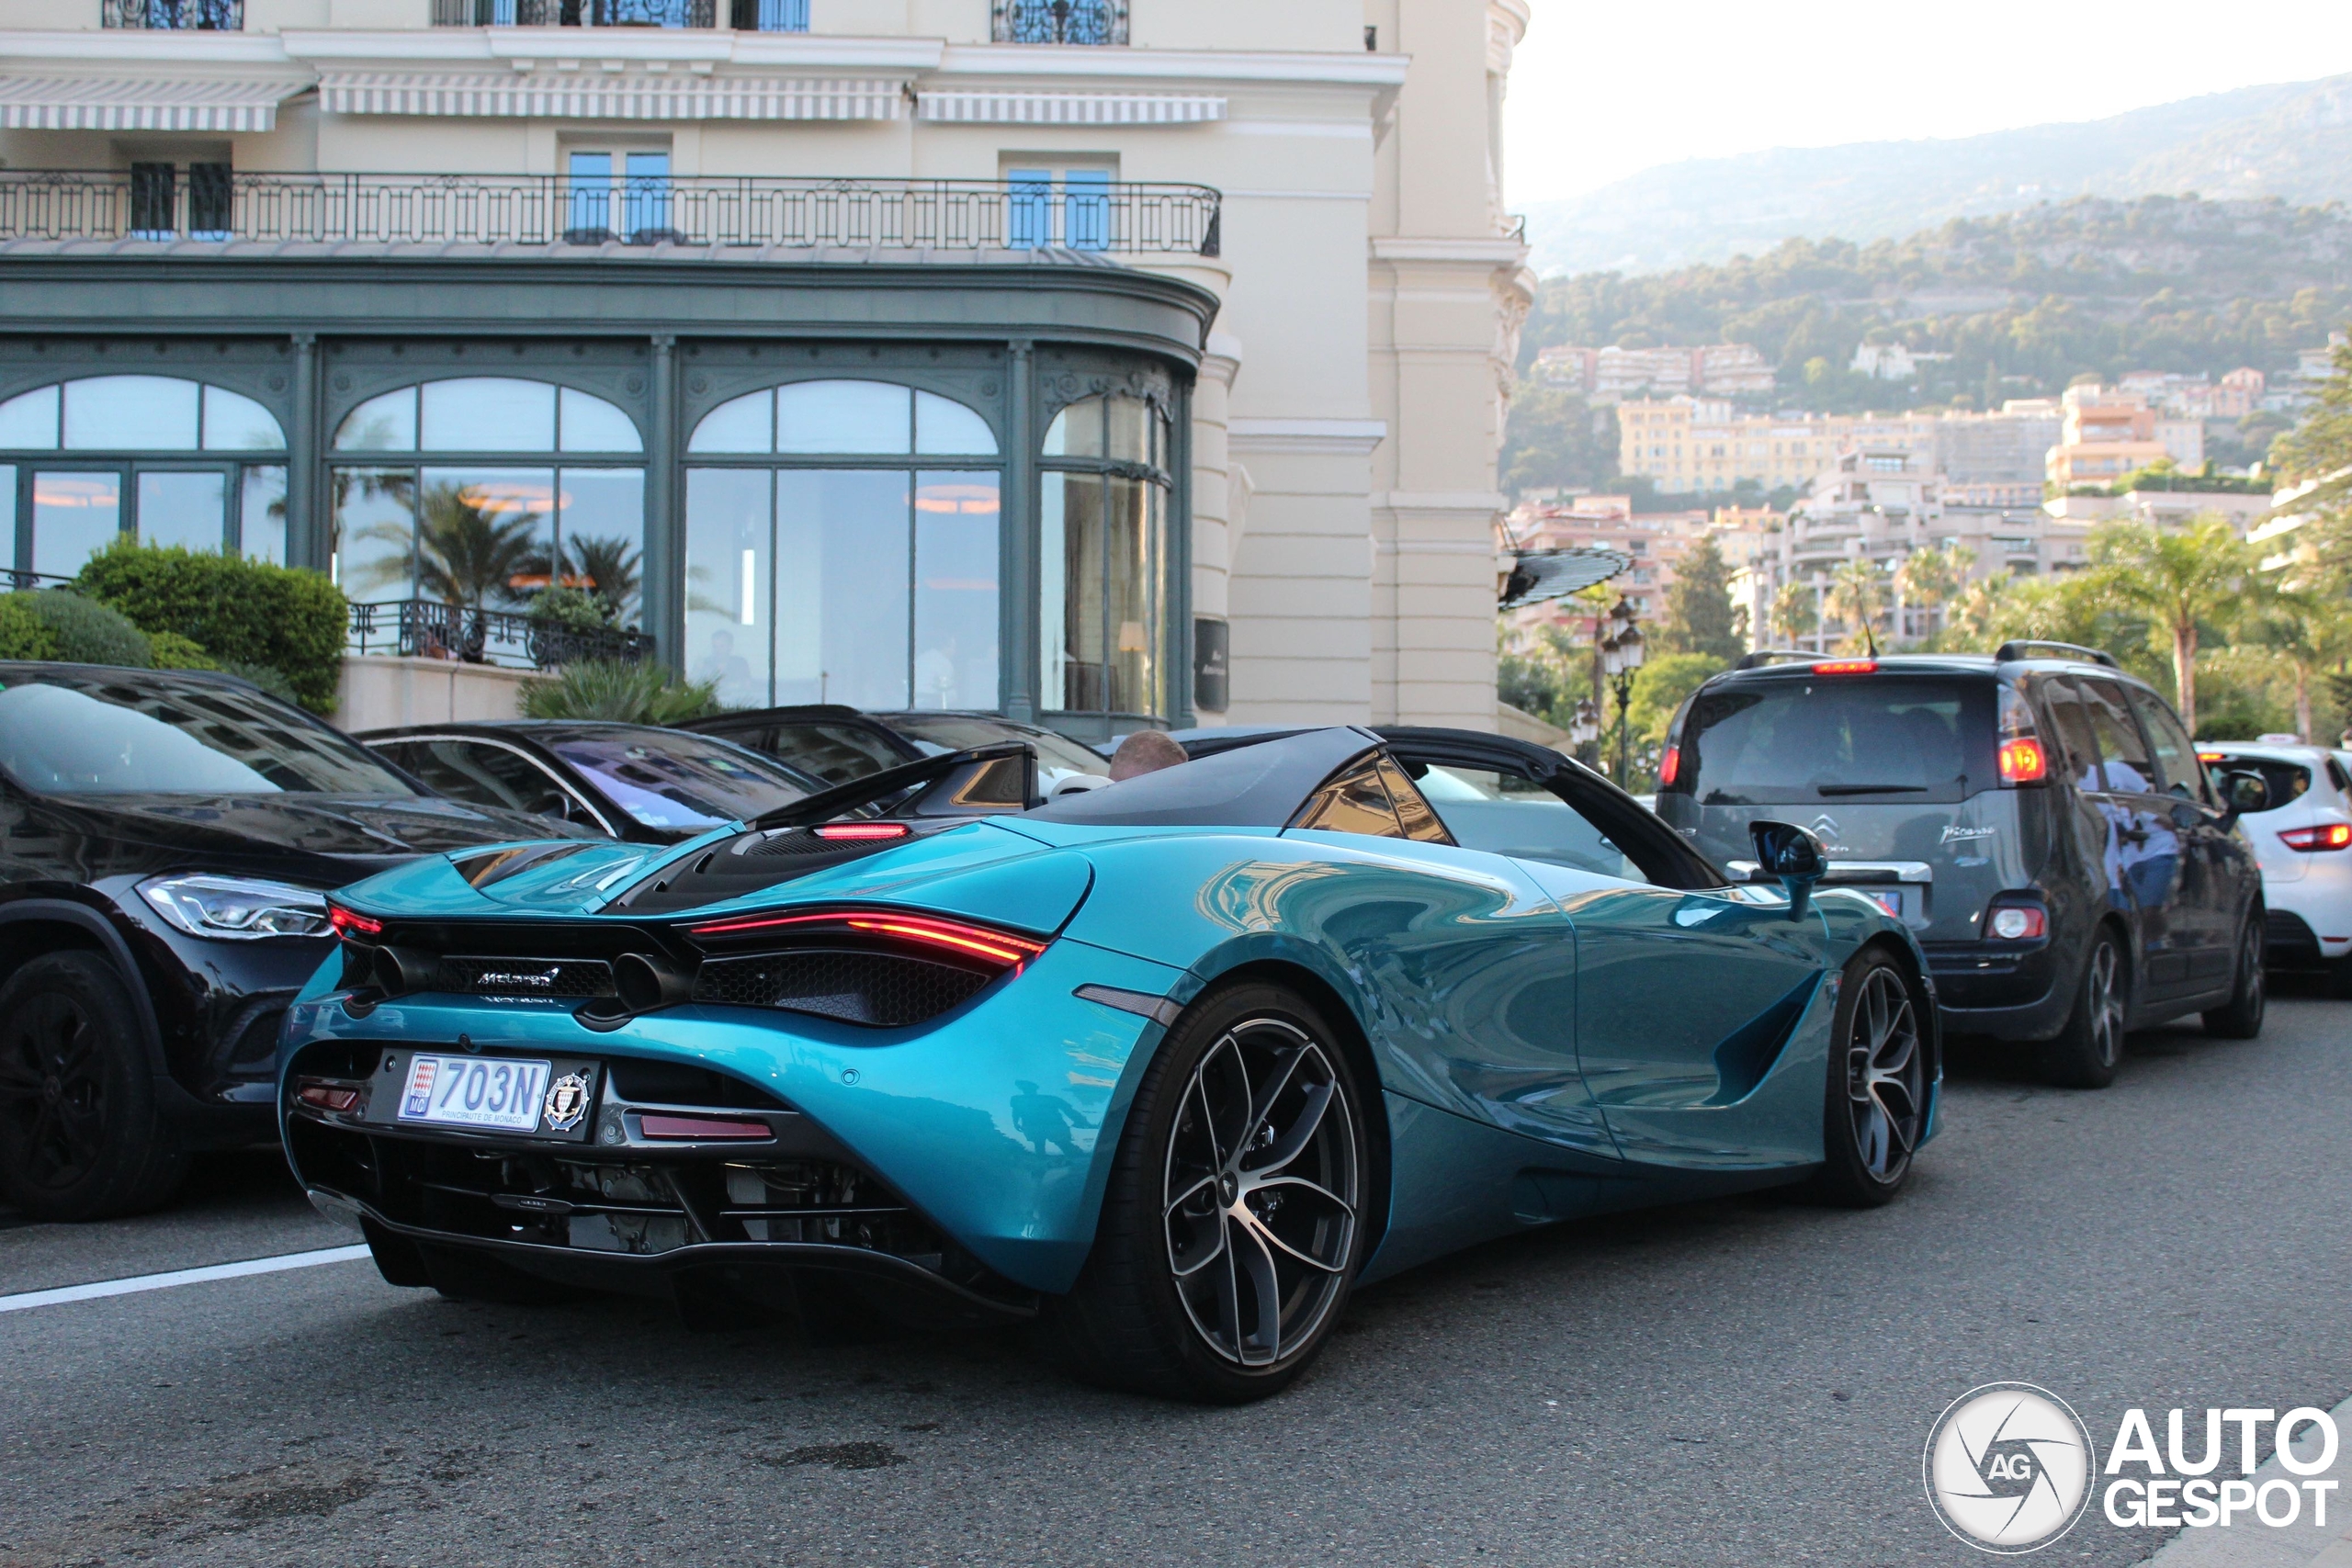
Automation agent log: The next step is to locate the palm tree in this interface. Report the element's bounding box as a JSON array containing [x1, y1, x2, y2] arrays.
[[1769, 581, 1818, 646], [1946, 572, 2012, 649], [563, 533, 642, 626], [415, 481, 545, 610], [1895, 544, 1974, 648], [2089, 515, 2253, 736], [2247, 588, 2352, 742], [1822, 558, 1887, 653]]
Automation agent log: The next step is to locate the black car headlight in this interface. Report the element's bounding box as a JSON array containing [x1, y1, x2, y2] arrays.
[[138, 874, 333, 941]]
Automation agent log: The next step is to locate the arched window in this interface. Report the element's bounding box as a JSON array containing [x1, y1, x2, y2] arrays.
[[328, 378, 645, 625], [1040, 392, 1172, 720], [683, 379, 1001, 710], [0, 375, 288, 578]]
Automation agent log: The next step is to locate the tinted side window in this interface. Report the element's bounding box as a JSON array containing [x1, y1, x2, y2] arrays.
[[1416, 764, 1642, 880], [1291, 760, 1405, 839], [1374, 757, 1454, 843], [2125, 688, 2210, 806], [2079, 679, 2155, 795], [2037, 677, 2103, 792]]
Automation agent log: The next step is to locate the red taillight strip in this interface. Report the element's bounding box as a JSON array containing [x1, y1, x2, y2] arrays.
[[328, 904, 382, 936], [1812, 660, 1877, 674], [637, 1113, 774, 1141], [685, 908, 1048, 967], [813, 822, 912, 841]]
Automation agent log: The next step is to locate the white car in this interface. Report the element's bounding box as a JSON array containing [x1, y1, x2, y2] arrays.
[[2196, 739, 2352, 992]]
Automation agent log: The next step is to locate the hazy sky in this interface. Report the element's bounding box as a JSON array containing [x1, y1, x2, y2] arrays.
[[1504, 0, 2352, 206]]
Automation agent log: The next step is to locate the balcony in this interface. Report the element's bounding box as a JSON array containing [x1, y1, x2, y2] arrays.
[[993, 0, 1127, 44], [0, 171, 1223, 257], [428, 0, 808, 27], [102, 0, 241, 27]]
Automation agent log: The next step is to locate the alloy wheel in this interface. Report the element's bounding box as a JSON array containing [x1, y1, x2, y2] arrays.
[[2086, 941, 2125, 1068], [2240, 924, 2265, 1019], [1844, 967, 1924, 1183], [0, 993, 109, 1191], [1163, 1018, 1358, 1368]]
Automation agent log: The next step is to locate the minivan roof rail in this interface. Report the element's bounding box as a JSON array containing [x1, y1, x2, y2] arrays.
[[1732, 649, 1827, 670], [1994, 639, 2120, 669]]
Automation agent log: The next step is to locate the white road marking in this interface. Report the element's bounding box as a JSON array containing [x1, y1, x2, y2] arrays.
[[0, 1245, 372, 1315]]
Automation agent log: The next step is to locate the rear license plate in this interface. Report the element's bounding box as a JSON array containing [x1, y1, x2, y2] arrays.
[[1857, 889, 1902, 918], [395, 1055, 552, 1133]]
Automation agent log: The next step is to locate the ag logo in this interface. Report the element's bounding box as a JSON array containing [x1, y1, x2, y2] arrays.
[[1924, 1382, 2096, 1553], [542, 1072, 591, 1132]]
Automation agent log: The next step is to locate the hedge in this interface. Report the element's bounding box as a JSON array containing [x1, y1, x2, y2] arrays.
[[8, 590, 152, 667], [0, 594, 62, 660], [75, 541, 347, 714]]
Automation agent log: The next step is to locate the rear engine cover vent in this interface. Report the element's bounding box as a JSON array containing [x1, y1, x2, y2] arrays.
[[694, 949, 991, 1027]]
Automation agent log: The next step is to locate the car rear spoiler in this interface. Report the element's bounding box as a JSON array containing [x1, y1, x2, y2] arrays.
[[1732, 649, 1827, 670], [752, 742, 1038, 829], [1994, 639, 2119, 668]]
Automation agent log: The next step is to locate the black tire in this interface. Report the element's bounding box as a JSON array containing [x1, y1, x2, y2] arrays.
[[0, 951, 187, 1222], [1043, 981, 1369, 1404], [2044, 928, 2128, 1089], [416, 1242, 577, 1305], [1810, 948, 1928, 1207], [2203, 913, 2267, 1039], [2329, 956, 2352, 1001]]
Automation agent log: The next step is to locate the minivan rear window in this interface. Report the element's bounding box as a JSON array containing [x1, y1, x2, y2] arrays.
[[1672, 677, 1988, 806]]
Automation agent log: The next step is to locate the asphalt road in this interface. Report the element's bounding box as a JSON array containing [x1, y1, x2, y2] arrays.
[[3, 991, 2348, 1568]]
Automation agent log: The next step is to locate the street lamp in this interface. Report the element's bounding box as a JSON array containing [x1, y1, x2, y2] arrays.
[[1600, 598, 1645, 788], [1566, 695, 1601, 767]]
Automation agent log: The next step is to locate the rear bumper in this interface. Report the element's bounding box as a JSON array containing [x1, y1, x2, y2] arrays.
[[1920, 940, 2071, 1040]]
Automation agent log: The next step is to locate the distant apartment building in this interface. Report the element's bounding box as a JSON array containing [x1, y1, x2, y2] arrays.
[[1617, 398, 1944, 493], [1933, 400, 2063, 507], [1849, 343, 1953, 381], [2115, 368, 2266, 421], [2046, 385, 2204, 490], [1736, 447, 2089, 652], [1534, 343, 1775, 401]]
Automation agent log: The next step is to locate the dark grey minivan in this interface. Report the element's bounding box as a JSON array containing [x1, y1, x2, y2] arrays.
[[1656, 642, 2271, 1088]]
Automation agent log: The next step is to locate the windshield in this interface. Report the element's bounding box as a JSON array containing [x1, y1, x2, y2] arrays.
[[0, 674, 417, 796], [1674, 677, 1986, 806], [548, 730, 813, 832], [885, 714, 1110, 789]]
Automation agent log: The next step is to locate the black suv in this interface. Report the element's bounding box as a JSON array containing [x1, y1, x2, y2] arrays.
[[1656, 642, 2270, 1087], [0, 663, 584, 1220]]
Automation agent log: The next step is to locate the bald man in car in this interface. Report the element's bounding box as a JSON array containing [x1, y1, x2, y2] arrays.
[[1108, 729, 1188, 781]]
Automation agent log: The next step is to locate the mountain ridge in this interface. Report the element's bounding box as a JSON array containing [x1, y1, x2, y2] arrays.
[[1522, 73, 2352, 278]]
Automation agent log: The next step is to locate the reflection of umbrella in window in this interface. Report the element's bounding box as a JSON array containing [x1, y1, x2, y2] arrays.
[[415, 481, 547, 609]]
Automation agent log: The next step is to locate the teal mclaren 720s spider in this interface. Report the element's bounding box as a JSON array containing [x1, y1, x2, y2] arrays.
[[280, 725, 1939, 1402]]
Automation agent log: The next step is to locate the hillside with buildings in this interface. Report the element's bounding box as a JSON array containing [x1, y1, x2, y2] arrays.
[[1521, 73, 2352, 276]]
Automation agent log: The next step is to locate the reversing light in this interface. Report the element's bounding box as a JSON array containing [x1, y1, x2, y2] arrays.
[[2280, 823, 2352, 852], [1658, 745, 1681, 787], [637, 1113, 774, 1141], [295, 1079, 361, 1112], [328, 904, 383, 937], [1812, 660, 1877, 674], [1998, 738, 2049, 784], [1987, 906, 2047, 941], [813, 822, 912, 841]]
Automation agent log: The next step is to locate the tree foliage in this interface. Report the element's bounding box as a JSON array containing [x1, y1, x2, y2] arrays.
[[521, 660, 720, 725], [1654, 534, 1746, 662], [74, 541, 348, 714]]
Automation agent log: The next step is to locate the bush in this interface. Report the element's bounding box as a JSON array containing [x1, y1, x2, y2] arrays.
[[10, 590, 152, 667], [219, 659, 305, 707], [148, 630, 217, 671], [74, 540, 346, 714], [0, 595, 62, 660], [522, 660, 720, 726]]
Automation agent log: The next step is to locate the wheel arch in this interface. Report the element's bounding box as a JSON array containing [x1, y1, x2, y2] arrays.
[[1170, 956, 1395, 1272], [0, 900, 169, 1080]]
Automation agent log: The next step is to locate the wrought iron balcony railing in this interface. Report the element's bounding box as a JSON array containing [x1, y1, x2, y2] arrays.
[[0, 171, 1223, 256], [348, 600, 656, 671], [993, 0, 1126, 44], [102, 0, 241, 27]]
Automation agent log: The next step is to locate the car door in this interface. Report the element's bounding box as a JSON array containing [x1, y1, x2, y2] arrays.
[[2075, 676, 2190, 998], [2125, 686, 2241, 991], [1396, 740, 1830, 1169], [1279, 752, 1610, 1165]]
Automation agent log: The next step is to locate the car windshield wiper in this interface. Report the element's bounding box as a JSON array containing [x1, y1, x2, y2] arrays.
[[1814, 784, 1928, 795]]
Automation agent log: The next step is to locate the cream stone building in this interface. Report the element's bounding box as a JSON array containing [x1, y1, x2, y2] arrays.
[[0, 0, 1532, 735]]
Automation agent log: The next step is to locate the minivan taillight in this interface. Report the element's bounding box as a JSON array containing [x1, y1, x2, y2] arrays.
[[1812, 660, 1876, 674], [1658, 745, 1680, 786], [1998, 738, 2048, 784]]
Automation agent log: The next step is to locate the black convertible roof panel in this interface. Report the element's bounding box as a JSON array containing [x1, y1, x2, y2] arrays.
[[1024, 727, 1380, 829]]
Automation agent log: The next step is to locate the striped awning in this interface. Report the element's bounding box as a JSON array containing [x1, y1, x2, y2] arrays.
[[916, 92, 1224, 126], [0, 77, 301, 132], [317, 71, 905, 121]]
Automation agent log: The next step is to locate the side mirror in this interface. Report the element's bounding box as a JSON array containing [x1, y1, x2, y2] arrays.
[[1749, 820, 1828, 922], [2219, 770, 2270, 823]]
